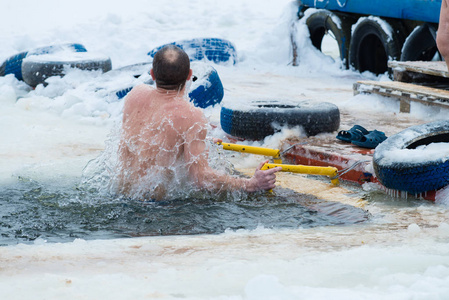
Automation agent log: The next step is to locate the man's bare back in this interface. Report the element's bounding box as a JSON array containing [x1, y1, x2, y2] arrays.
[[117, 45, 281, 201]]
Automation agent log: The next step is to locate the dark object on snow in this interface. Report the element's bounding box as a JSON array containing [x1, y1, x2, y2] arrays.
[[337, 125, 387, 149], [21, 53, 112, 87], [400, 23, 439, 62], [349, 18, 404, 75], [306, 9, 353, 68], [220, 100, 340, 140], [0, 43, 87, 81], [374, 120, 449, 194]]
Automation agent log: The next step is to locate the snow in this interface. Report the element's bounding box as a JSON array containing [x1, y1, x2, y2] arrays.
[[1, 0, 449, 299], [23, 51, 111, 63], [380, 142, 449, 164]]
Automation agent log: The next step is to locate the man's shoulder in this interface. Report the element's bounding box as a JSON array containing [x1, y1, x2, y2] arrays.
[[171, 101, 206, 126]]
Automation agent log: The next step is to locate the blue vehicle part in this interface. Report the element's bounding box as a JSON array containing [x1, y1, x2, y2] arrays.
[[0, 43, 87, 81], [299, 0, 441, 23], [374, 120, 449, 194], [148, 38, 237, 64]]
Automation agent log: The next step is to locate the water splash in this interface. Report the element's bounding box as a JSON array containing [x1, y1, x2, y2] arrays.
[[80, 120, 245, 202]]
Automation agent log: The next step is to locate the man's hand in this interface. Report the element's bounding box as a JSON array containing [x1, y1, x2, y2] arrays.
[[247, 160, 282, 192]]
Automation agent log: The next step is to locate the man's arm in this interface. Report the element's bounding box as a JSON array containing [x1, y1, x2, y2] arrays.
[[182, 112, 281, 192]]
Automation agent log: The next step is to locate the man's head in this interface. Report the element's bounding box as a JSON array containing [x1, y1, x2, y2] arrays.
[[151, 45, 191, 91]]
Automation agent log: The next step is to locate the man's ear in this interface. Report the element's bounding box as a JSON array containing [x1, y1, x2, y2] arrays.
[[187, 69, 193, 80], [150, 69, 156, 80]]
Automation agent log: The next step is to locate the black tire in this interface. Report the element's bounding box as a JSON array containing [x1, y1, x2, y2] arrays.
[[373, 120, 449, 194], [188, 62, 224, 108], [220, 100, 340, 140], [401, 23, 440, 61], [0, 43, 87, 81], [22, 53, 112, 87], [306, 10, 353, 68], [349, 18, 404, 75]]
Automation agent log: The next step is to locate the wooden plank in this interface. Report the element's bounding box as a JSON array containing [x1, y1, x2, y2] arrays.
[[354, 80, 449, 112], [388, 61, 449, 78]]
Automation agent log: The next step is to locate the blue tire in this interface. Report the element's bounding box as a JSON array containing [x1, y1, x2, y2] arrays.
[[0, 43, 87, 81], [188, 63, 223, 108], [148, 38, 237, 64], [220, 100, 340, 140], [373, 120, 449, 194], [105, 62, 154, 99]]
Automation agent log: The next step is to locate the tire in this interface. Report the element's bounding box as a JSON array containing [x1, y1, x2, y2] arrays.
[[401, 23, 440, 61], [105, 62, 152, 78], [189, 62, 224, 108], [0, 43, 87, 81], [22, 52, 112, 87], [148, 38, 237, 64], [306, 9, 353, 68], [373, 120, 449, 194], [103, 62, 154, 99], [349, 17, 404, 75], [111, 62, 223, 108], [220, 100, 340, 140]]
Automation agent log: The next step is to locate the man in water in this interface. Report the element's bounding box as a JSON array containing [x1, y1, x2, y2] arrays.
[[118, 45, 281, 200], [437, 0, 449, 70]]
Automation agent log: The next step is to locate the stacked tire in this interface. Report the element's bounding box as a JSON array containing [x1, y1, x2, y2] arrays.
[[220, 100, 340, 140], [0, 43, 112, 87]]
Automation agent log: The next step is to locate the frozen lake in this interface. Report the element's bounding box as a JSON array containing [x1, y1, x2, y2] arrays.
[[1, 0, 449, 299]]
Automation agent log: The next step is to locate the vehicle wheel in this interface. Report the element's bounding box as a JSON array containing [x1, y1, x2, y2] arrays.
[[22, 52, 112, 87], [401, 23, 440, 61], [0, 43, 87, 81], [220, 100, 340, 140], [373, 120, 449, 194], [148, 38, 238, 64], [306, 9, 353, 68], [189, 62, 224, 108], [349, 18, 404, 75]]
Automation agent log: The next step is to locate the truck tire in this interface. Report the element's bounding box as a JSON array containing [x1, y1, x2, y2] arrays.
[[349, 17, 404, 75], [22, 53, 112, 87], [401, 23, 439, 62], [373, 120, 449, 194], [0, 43, 87, 81], [306, 9, 352, 68], [220, 100, 340, 140]]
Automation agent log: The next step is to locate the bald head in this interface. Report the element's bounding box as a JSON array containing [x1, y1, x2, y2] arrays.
[[152, 45, 191, 91]]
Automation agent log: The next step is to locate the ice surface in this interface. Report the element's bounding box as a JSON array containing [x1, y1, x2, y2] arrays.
[[1, 0, 449, 299]]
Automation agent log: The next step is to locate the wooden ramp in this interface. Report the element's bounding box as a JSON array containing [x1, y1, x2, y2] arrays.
[[353, 61, 449, 113], [389, 61, 449, 79]]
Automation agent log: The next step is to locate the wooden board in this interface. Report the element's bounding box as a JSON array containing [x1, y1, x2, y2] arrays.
[[354, 80, 449, 113], [388, 61, 449, 78]]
